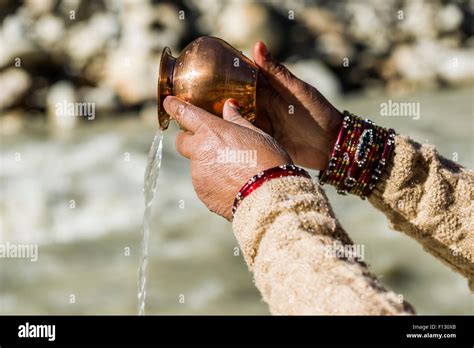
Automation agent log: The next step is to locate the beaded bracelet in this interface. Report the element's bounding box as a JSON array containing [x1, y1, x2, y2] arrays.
[[232, 164, 311, 216], [319, 111, 395, 199]]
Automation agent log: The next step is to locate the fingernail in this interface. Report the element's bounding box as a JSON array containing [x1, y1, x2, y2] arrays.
[[228, 98, 240, 110], [164, 96, 186, 119]]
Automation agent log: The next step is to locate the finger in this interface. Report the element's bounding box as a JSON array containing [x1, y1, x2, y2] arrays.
[[175, 131, 194, 159], [222, 99, 266, 134], [163, 96, 215, 133], [253, 41, 309, 103]]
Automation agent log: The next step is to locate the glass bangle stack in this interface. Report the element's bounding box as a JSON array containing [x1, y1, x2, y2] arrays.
[[319, 111, 396, 199]]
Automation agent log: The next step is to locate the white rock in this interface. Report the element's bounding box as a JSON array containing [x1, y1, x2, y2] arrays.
[[0, 68, 31, 109], [345, 1, 392, 53], [191, 0, 226, 32], [103, 49, 157, 105], [33, 15, 65, 48], [318, 32, 354, 64], [0, 14, 35, 67], [66, 13, 119, 69], [388, 40, 474, 87], [300, 7, 344, 35], [100, 1, 179, 105], [153, 3, 186, 49], [437, 4, 463, 33], [24, 0, 56, 16], [436, 49, 474, 85], [399, 0, 438, 39], [78, 86, 117, 112], [211, 2, 282, 52], [389, 42, 439, 84], [286, 60, 341, 99], [46, 81, 78, 131]]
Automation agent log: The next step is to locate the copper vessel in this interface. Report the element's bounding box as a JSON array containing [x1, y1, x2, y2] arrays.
[[157, 36, 259, 130]]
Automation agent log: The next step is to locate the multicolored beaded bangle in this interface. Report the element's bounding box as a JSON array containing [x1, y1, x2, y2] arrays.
[[232, 164, 311, 216], [319, 111, 395, 199]]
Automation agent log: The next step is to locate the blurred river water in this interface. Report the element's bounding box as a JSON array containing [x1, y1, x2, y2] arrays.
[[0, 88, 473, 314]]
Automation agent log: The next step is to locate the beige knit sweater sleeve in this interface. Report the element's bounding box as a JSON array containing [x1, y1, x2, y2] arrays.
[[232, 176, 414, 315], [368, 135, 474, 290], [232, 135, 473, 315]]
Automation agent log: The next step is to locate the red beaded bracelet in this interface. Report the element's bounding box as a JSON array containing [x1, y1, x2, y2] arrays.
[[319, 111, 395, 199], [232, 164, 311, 216]]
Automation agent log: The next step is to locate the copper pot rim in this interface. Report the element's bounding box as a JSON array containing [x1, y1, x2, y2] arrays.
[[157, 46, 175, 130]]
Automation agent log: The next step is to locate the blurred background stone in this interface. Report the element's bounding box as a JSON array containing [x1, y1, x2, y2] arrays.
[[286, 60, 341, 98], [0, 0, 472, 117], [46, 80, 77, 132], [0, 68, 31, 109]]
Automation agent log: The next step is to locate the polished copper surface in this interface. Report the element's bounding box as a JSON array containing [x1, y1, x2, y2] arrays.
[[157, 36, 259, 130]]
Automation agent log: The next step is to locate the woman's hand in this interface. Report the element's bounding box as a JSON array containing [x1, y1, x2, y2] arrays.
[[163, 96, 292, 221], [253, 42, 343, 170]]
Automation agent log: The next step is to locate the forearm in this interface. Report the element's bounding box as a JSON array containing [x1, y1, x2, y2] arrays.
[[369, 135, 474, 290], [232, 176, 415, 315]]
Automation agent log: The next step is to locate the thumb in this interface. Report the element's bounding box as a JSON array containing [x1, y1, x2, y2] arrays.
[[223, 99, 262, 133], [253, 41, 307, 102]]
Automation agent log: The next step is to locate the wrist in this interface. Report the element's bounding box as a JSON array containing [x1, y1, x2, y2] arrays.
[[232, 164, 311, 217], [321, 108, 344, 169]]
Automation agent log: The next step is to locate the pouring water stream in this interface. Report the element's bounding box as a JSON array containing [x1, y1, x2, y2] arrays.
[[138, 130, 164, 315]]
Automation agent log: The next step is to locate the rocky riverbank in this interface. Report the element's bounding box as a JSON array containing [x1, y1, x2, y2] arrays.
[[1, 0, 473, 133]]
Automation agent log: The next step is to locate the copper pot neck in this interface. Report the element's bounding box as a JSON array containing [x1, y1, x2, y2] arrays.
[[157, 47, 176, 130]]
